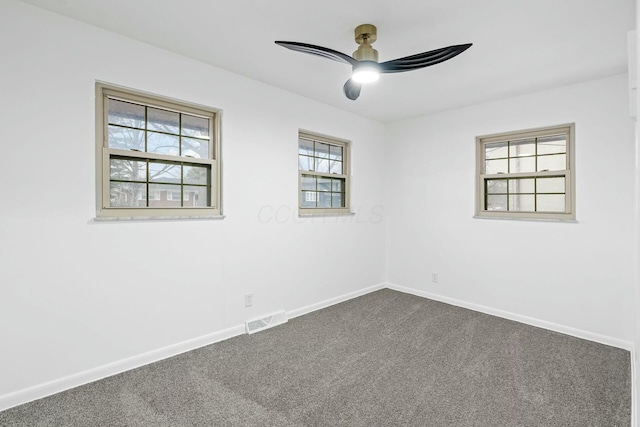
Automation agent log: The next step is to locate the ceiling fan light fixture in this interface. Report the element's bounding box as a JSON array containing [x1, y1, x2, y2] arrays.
[[352, 62, 380, 84]]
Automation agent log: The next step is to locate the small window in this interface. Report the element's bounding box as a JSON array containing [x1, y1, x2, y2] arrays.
[[298, 131, 350, 215], [475, 124, 575, 220], [96, 83, 221, 219], [167, 191, 190, 202]]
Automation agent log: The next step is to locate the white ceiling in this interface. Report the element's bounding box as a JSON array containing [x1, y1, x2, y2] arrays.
[[20, 0, 635, 122]]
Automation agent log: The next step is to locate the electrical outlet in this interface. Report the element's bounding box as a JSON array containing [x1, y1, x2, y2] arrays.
[[245, 293, 253, 307], [432, 273, 439, 283]]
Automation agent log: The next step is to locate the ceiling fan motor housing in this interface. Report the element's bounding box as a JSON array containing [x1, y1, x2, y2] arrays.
[[353, 24, 378, 62]]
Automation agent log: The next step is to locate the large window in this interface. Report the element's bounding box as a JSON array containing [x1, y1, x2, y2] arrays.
[[475, 124, 575, 220], [96, 83, 221, 219], [298, 131, 350, 215]]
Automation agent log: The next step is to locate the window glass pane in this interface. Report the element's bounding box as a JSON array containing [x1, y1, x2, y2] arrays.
[[299, 138, 314, 156], [537, 194, 565, 212], [301, 191, 316, 207], [485, 142, 508, 159], [108, 125, 145, 151], [332, 178, 343, 192], [332, 193, 344, 208], [103, 88, 217, 215], [317, 177, 331, 192], [486, 179, 507, 194], [509, 139, 535, 157], [318, 192, 331, 208], [149, 162, 180, 183], [330, 160, 343, 174], [147, 107, 179, 134], [315, 142, 330, 159], [110, 158, 146, 182], [148, 184, 180, 207], [316, 158, 330, 173], [508, 195, 535, 211], [485, 159, 508, 174], [329, 145, 343, 161], [508, 178, 534, 193], [298, 155, 312, 171], [184, 185, 208, 207], [147, 132, 179, 155], [301, 175, 316, 191], [110, 181, 146, 208], [183, 165, 208, 185], [181, 114, 209, 138], [537, 135, 566, 155], [182, 137, 209, 159], [486, 195, 507, 211], [108, 99, 145, 129], [537, 154, 566, 172], [509, 157, 535, 173], [536, 177, 565, 193]]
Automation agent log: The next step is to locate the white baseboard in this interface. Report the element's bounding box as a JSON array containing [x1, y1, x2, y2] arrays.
[[0, 324, 245, 412], [632, 347, 637, 427], [0, 282, 387, 412], [386, 283, 634, 351], [287, 282, 386, 320], [1, 282, 631, 415]]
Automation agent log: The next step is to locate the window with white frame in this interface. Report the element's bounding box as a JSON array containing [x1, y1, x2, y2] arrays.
[[298, 131, 350, 215], [96, 83, 221, 218], [475, 124, 575, 220]]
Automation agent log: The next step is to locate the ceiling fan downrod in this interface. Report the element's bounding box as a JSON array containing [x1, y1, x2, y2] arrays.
[[353, 24, 379, 62]]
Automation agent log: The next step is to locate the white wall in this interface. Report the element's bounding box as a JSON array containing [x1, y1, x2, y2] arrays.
[[385, 74, 636, 345], [0, 0, 386, 401], [1, 0, 636, 414], [634, 4, 640, 425]]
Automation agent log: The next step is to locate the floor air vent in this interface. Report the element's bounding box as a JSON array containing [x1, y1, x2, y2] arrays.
[[245, 310, 288, 334]]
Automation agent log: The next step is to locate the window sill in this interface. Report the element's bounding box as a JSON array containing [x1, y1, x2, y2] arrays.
[[93, 215, 225, 222], [298, 211, 355, 218], [473, 215, 577, 223]]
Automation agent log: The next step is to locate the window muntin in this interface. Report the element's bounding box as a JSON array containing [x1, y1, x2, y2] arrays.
[[476, 124, 574, 220], [298, 132, 350, 215], [96, 84, 220, 218]]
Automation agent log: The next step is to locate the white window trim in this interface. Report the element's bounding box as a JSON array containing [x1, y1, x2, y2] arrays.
[[298, 130, 352, 216], [95, 82, 222, 220], [475, 123, 575, 221]]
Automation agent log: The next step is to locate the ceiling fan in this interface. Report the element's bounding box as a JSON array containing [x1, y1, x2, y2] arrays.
[[275, 24, 472, 101]]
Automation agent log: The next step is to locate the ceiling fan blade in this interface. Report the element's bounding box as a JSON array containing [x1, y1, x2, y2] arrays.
[[343, 79, 362, 101], [275, 41, 357, 66], [379, 43, 472, 73]]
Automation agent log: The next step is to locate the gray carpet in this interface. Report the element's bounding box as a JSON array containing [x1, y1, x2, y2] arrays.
[[0, 289, 631, 426]]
